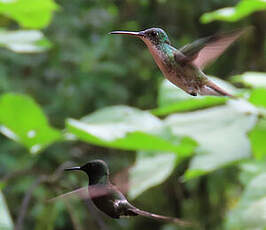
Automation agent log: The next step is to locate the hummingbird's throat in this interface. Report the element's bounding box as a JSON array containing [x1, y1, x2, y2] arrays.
[[141, 38, 168, 73], [89, 173, 109, 185]]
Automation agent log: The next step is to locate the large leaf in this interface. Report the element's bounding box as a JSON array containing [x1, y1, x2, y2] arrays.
[[231, 72, 266, 108], [249, 118, 266, 160], [152, 77, 237, 116], [129, 151, 177, 199], [0, 29, 51, 53], [0, 93, 62, 154], [226, 170, 266, 230], [35, 203, 62, 230], [0, 0, 58, 29], [239, 160, 266, 185], [231, 72, 266, 88], [200, 0, 266, 23], [0, 191, 13, 230], [165, 100, 258, 180], [66, 105, 196, 154], [249, 88, 266, 108]]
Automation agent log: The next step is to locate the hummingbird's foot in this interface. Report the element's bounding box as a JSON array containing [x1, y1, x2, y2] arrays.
[[188, 91, 197, 96]]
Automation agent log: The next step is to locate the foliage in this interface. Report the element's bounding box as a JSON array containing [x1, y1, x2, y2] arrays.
[[201, 0, 266, 23], [0, 29, 51, 53], [0, 191, 13, 230], [226, 161, 266, 229], [0, 0, 265, 230], [152, 78, 230, 115], [165, 99, 258, 180], [129, 151, 177, 199], [0, 93, 62, 154], [249, 118, 266, 160], [66, 105, 196, 154], [232, 72, 266, 88], [0, 0, 58, 29]]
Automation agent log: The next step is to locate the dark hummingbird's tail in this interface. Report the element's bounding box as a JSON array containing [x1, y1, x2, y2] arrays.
[[128, 207, 194, 227]]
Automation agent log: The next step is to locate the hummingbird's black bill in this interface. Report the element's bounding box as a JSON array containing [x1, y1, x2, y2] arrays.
[[64, 166, 81, 171], [109, 31, 144, 37]]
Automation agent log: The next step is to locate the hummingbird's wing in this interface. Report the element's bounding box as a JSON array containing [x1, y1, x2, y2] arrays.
[[48, 186, 89, 202], [49, 167, 131, 203], [112, 166, 130, 195], [179, 28, 248, 69], [48, 185, 116, 203], [127, 206, 194, 227]]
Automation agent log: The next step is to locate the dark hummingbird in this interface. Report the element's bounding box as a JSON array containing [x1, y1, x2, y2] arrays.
[[64, 160, 192, 226], [109, 28, 248, 97]]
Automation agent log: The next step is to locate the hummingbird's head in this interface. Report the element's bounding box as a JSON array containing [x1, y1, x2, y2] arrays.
[[65, 160, 110, 185], [141, 28, 171, 45], [109, 27, 171, 46]]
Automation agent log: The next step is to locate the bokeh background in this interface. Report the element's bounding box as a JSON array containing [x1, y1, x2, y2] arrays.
[[0, 0, 266, 230]]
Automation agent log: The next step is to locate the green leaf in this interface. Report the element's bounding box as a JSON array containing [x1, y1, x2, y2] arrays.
[[249, 118, 266, 160], [129, 151, 177, 199], [66, 105, 197, 155], [0, 0, 58, 29], [0, 29, 52, 53], [239, 160, 266, 185], [152, 77, 237, 116], [232, 72, 266, 88], [200, 0, 266, 23], [0, 93, 62, 154], [0, 191, 14, 230], [249, 88, 266, 108], [153, 97, 227, 116], [165, 100, 258, 180], [157, 77, 236, 107], [226, 171, 266, 230], [35, 203, 61, 230]]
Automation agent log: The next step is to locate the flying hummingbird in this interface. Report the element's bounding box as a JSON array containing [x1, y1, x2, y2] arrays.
[[63, 160, 192, 226], [109, 28, 248, 97]]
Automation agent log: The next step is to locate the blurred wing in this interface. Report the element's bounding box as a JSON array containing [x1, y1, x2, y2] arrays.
[[49, 166, 132, 204], [180, 28, 248, 69], [48, 187, 89, 203], [111, 166, 131, 195], [48, 185, 113, 203]]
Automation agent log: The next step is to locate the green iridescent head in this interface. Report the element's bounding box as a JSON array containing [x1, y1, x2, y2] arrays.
[[109, 27, 171, 46], [141, 28, 171, 45]]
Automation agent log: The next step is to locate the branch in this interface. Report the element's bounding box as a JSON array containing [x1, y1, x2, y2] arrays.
[[13, 161, 73, 230]]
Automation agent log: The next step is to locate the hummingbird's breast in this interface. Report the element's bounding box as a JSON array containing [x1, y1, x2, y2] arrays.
[[166, 64, 205, 95], [89, 184, 131, 218], [143, 40, 173, 75], [143, 40, 206, 95]]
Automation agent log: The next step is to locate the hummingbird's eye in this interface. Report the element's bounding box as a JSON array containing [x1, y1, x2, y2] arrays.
[[150, 31, 157, 37]]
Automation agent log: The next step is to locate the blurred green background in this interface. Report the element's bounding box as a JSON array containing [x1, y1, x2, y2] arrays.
[[0, 0, 266, 230]]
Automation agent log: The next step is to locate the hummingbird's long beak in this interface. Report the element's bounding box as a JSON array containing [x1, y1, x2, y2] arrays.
[[109, 31, 144, 37], [64, 166, 81, 171]]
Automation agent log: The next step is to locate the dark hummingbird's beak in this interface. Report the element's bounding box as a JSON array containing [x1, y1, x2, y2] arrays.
[[64, 166, 81, 171], [109, 31, 144, 37]]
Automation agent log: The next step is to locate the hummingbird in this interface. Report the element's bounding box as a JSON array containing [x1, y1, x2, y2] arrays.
[[109, 28, 248, 97], [64, 160, 192, 226]]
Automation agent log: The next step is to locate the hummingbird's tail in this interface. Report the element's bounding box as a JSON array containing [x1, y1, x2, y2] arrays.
[[128, 207, 194, 227], [200, 80, 235, 98]]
